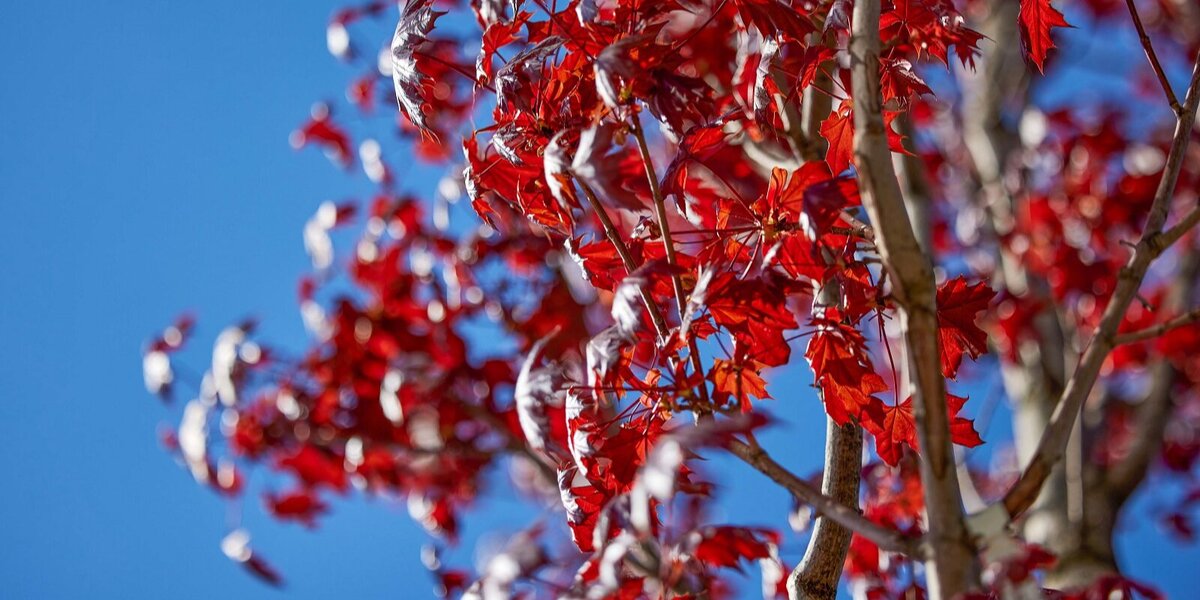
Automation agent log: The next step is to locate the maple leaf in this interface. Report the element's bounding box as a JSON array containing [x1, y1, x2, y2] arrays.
[[275, 445, 348, 492], [515, 331, 568, 460], [390, 0, 444, 132], [266, 489, 328, 528], [820, 99, 909, 175], [946, 394, 984, 449], [821, 371, 889, 427], [874, 399, 918, 467], [1018, 0, 1070, 73], [935, 277, 996, 379], [819, 101, 855, 175], [734, 0, 816, 41], [709, 358, 771, 412], [872, 394, 983, 466], [757, 162, 860, 241], [291, 106, 353, 167], [805, 315, 888, 425], [477, 12, 532, 84], [690, 526, 779, 569]]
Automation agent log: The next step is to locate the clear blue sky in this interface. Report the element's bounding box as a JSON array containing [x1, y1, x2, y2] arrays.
[[0, 2, 1195, 598]]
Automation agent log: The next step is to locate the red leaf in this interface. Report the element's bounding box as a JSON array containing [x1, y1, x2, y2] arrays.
[[819, 100, 855, 175], [820, 100, 909, 175], [872, 394, 983, 466], [1018, 0, 1070, 73], [390, 0, 445, 131], [806, 314, 888, 425], [709, 358, 771, 412], [946, 394, 984, 449], [874, 400, 919, 467], [265, 489, 327, 528], [936, 277, 996, 379], [692, 526, 779, 569], [275, 445, 348, 492]]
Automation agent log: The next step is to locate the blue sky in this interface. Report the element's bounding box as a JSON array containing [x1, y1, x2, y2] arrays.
[[0, 2, 1196, 598]]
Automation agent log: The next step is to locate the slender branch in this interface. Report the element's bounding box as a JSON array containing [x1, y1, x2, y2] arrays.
[[1125, 0, 1183, 114], [1154, 204, 1200, 250], [850, 0, 977, 595], [1107, 252, 1200, 497], [462, 402, 557, 483], [726, 439, 918, 556], [839, 212, 877, 241], [1000, 51, 1200, 520], [1112, 307, 1200, 345], [629, 114, 712, 406], [576, 177, 671, 338], [629, 116, 688, 315]]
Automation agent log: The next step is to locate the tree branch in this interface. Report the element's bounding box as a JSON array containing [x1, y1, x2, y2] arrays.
[[799, 63, 833, 162], [790, 278, 863, 599], [1000, 51, 1200, 521], [1125, 0, 1183, 114], [850, 0, 977, 595], [576, 177, 671, 338], [789, 419, 863, 599], [726, 439, 917, 556], [1112, 307, 1200, 346], [629, 114, 712, 406], [1106, 251, 1200, 497]]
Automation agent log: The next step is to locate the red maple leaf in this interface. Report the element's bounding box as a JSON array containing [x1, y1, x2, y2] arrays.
[[820, 99, 909, 175], [820, 101, 856, 175], [806, 315, 889, 425], [692, 526, 779, 569], [709, 358, 771, 412], [275, 445, 348, 492], [1018, 0, 1071, 73], [936, 277, 996, 379], [873, 394, 983, 466]]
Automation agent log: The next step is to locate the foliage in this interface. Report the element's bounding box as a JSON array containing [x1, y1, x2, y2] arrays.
[[144, 0, 1200, 597]]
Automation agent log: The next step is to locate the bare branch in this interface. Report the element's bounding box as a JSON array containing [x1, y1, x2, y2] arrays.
[[1000, 51, 1200, 520], [800, 63, 833, 162], [1125, 0, 1183, 114], [726, 439, 918, 556], [1112, 307, 1200, 346], [1153, 204, 1200, 251], [1107, 252, 1200, 497]]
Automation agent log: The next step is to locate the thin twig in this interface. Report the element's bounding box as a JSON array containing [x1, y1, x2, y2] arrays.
[[576, 177, 671, 338], [1112, 307, 1200, 345], [1107, 252, 1200, 497], [1125, 0, 1182, 114], [629, 114, 712, 407]]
